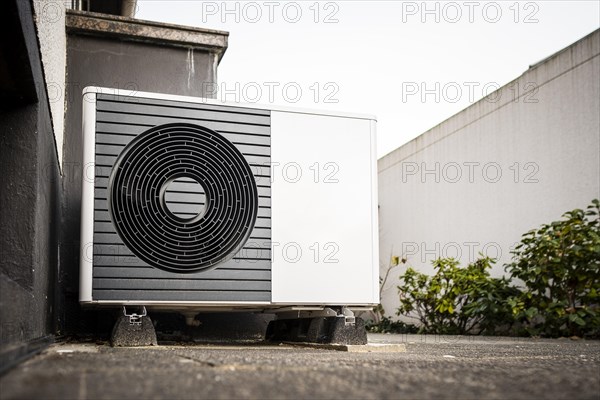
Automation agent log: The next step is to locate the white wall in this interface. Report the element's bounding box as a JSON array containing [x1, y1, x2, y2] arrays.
[[378, 30, 600, 318], [33, 0, 66, 167]]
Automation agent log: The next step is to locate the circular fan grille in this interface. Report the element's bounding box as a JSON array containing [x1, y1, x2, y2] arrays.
[[108, 123, 258, 273]]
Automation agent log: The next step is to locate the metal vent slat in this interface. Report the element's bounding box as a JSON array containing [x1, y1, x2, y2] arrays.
[[94, 266, 271, 279], [96, 116, 271, 136], [97, 95, 271, 117], [92, 256, 271, 271], [92, 290, 270, 302], [93, 279, 270, 291]]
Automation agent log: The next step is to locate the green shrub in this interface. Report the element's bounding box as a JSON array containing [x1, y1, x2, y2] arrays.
[[506, 199, 600, 337], [365, 316, 419, 334], [397, 257, 519, 335]]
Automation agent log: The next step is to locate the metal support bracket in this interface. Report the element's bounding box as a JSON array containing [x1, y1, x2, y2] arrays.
[[273, 306, 357, 326], [274, 307, 337, 321], [339, 307, 356, 326], [266, 306, 367, 344], [123, 306, 147, 326]]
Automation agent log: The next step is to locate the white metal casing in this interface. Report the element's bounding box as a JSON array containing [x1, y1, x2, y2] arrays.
[[79, 87, 378, 309]]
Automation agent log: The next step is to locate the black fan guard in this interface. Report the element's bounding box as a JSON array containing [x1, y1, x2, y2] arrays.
[[107, 123, 259, 273]]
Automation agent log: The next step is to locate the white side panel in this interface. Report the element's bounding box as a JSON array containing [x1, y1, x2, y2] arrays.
[[79, 93, 96, 303], [271, 111, 378, 305], [370, 120, 380, 304]]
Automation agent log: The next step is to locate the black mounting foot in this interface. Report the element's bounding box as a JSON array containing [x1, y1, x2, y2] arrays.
[[266, 317, 367, 345], [111, 307, 158, 347]]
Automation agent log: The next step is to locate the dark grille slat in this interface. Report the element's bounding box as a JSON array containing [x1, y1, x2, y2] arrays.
[[97, 94, 270, 116], [96, 116, 271, 136], [94, 279, 270, 291], [96, 131, 271, 147], [92, 290, 270, 302], [94, 265, 271, 278]]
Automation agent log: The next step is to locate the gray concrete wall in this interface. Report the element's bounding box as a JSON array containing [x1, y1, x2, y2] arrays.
[[377, 30, 600, 318], [1, 0, 60, 371], [32, 0, 66, 167], [1, 3, 238, 369], [60, 11, 228, 334]]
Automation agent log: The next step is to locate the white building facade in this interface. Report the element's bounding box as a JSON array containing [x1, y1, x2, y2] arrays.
[[378, 30, 600, 317]]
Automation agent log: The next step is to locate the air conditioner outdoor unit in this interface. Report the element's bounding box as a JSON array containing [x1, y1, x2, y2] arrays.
[[79, 87, 378, 317]]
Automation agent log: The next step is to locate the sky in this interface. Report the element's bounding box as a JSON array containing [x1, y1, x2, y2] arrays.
[[136, 1, 600, 158]]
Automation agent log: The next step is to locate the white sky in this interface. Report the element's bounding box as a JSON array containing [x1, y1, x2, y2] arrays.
[[136, 1, 600, 158]]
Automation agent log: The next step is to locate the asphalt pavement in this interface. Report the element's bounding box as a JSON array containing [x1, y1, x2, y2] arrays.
[[1, 334, 598, 399]]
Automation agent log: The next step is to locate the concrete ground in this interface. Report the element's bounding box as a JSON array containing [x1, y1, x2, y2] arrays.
[[1, 334, 598, 400]]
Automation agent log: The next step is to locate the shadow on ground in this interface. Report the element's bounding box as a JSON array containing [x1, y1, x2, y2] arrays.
[[1, 334, 599, 399]]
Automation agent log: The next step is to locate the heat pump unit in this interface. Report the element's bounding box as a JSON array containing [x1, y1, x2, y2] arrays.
[[79, 87, 378, 313]]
